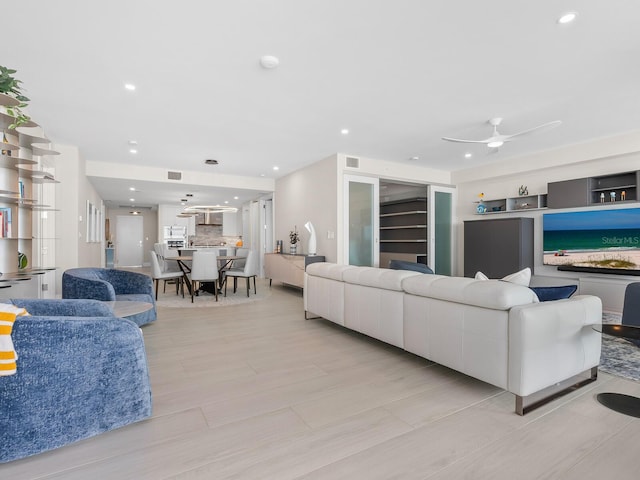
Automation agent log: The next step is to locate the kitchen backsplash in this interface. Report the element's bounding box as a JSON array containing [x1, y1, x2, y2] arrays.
[[189, 225, 241, 246]]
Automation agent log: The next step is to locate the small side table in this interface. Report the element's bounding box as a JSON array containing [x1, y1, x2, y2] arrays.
[[594, 324, 640, 418]]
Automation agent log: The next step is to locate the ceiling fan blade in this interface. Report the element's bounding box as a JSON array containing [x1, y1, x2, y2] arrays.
[[503, 120, 562, 140], [441, 136, 490, 144]]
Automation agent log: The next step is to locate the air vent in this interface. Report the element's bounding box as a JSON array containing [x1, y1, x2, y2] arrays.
[[345, 156, 360, 168], [167, 171, 182, 180]]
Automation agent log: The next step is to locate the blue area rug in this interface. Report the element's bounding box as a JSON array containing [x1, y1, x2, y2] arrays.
[[600, 312, 640, 382]]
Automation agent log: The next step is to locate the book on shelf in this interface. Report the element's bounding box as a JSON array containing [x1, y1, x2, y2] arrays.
[[0, 207, 12, 238]]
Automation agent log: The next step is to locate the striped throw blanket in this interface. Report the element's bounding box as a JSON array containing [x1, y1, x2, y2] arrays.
[[0, 304, 29, 376]]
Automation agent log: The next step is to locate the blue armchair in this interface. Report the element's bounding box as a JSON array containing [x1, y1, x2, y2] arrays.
[[0, 299, 152, 463], [62, 268, 156, 326]]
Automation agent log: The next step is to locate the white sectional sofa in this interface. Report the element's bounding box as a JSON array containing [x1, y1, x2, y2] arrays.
[[304, 263, 602, 415]]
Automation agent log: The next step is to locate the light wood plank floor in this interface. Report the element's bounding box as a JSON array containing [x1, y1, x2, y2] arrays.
[[2, 279, 639, 479]]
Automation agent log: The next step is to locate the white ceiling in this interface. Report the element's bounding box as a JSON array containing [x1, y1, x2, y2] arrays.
[[4, 1, 640, 207]]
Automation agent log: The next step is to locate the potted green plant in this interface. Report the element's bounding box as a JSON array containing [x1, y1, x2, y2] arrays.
[[0, 65, 31, 128]]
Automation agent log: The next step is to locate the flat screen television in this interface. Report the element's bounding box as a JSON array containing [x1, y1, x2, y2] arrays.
[[543, 207, 640, 275]]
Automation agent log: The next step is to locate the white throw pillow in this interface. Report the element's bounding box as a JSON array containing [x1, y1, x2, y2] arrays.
[[502, 267, 532, 286], [474, 271, 489, 281], [474, 267, 531, 287]]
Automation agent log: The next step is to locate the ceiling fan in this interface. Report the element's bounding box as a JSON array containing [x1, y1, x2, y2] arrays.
[[442, 117, 561, 149]]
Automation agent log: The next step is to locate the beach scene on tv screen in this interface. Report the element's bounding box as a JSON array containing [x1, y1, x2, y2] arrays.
[[543, 208, 640, 270]]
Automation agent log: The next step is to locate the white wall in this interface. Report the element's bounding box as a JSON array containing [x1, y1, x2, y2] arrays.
[[452, 130, 640, 311], [54, 144, 104, 296], [275, 155, 339, 261]]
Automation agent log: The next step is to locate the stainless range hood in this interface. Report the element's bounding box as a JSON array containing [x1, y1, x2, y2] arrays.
[[196, 212, 223, 225]]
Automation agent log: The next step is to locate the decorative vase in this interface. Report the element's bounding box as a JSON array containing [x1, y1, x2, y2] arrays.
[[290, 244, 297, 254]]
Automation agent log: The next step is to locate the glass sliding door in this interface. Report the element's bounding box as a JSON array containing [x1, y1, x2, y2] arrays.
[[428, 185, 455, 275], [344, 175, 379, 266]]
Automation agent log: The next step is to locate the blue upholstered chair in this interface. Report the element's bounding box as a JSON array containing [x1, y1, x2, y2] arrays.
[[0, 299, 152, 463], [622, 282, 640, 346], [62, 268, 156, 326]]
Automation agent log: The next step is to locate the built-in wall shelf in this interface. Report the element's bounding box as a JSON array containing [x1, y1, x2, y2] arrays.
[[0, 154, 37, 168], [380, 239, 427, 243], [380, 197, 428, 262], [1, 89, 59, 288], [380, 225, 427, 230], [0, 93, 20, 107], [474, 194, 547, 214], [31, 145, 59, 156], [548, 171, 639, 208]]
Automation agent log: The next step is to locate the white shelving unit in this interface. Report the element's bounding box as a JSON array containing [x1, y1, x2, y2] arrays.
[[474, 193, 547, 215], [1, 104, 59, 296]]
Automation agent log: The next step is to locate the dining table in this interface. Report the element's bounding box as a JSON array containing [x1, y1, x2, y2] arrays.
[[173, 255, 241, 296]]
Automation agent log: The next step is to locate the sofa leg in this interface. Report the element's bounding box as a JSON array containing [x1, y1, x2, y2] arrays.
[[515, 367, 598, 415], [304, 311, 321, 320]]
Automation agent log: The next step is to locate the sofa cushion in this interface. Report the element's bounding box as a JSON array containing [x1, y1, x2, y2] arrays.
[[475, 267, 531, 287], [305, 262, 356, 281], [388, 260, 434, 274], [343, 266, 421, 291], [402, 274, 538, 310], [530, 285, 577, 302]]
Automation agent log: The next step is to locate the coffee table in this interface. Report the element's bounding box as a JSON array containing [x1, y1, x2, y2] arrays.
[[594, 323, 640, 418]]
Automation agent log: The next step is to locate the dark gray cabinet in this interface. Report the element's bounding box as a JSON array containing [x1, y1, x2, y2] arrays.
[[548, 171, 639, 208], [464, 217, 534, 278], [547, 178, 590, 208]]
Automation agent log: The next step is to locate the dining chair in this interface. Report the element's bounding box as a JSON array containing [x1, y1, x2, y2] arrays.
[[224, 250, 258, 297], [189, 250, 219, 302], [150, 251, 184, 300], [219, 247, 249, 285]]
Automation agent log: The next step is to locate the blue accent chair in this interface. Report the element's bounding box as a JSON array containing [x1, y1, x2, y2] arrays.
[[0, 299, 152, 463], [62, 268, 156, 326], [622, 282, 640, 346]]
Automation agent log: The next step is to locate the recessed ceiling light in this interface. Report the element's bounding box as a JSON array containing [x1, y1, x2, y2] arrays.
[[233, 196, 239, 200], [341, 128, 349, 135], [409, 156, 419, 161], [129, 198, 135, 202], [224, 200, 229, 204], [129, 148, 138, 154], [273, 166, 279, 171], [186, 193, 193, 197], [464, 153, 472, 159], [181, 202, 186, 206], [128, 140, 138, 145], [129, 187, 136, 191], [205, 159, 219, 165], [124, 83, 136, 91], [260, 55, 280, 69], [557, 12, 578, 24], [181, 198, 188, 202]]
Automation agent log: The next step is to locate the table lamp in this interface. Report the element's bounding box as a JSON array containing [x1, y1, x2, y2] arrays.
[[304, 221, 317, 255]]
